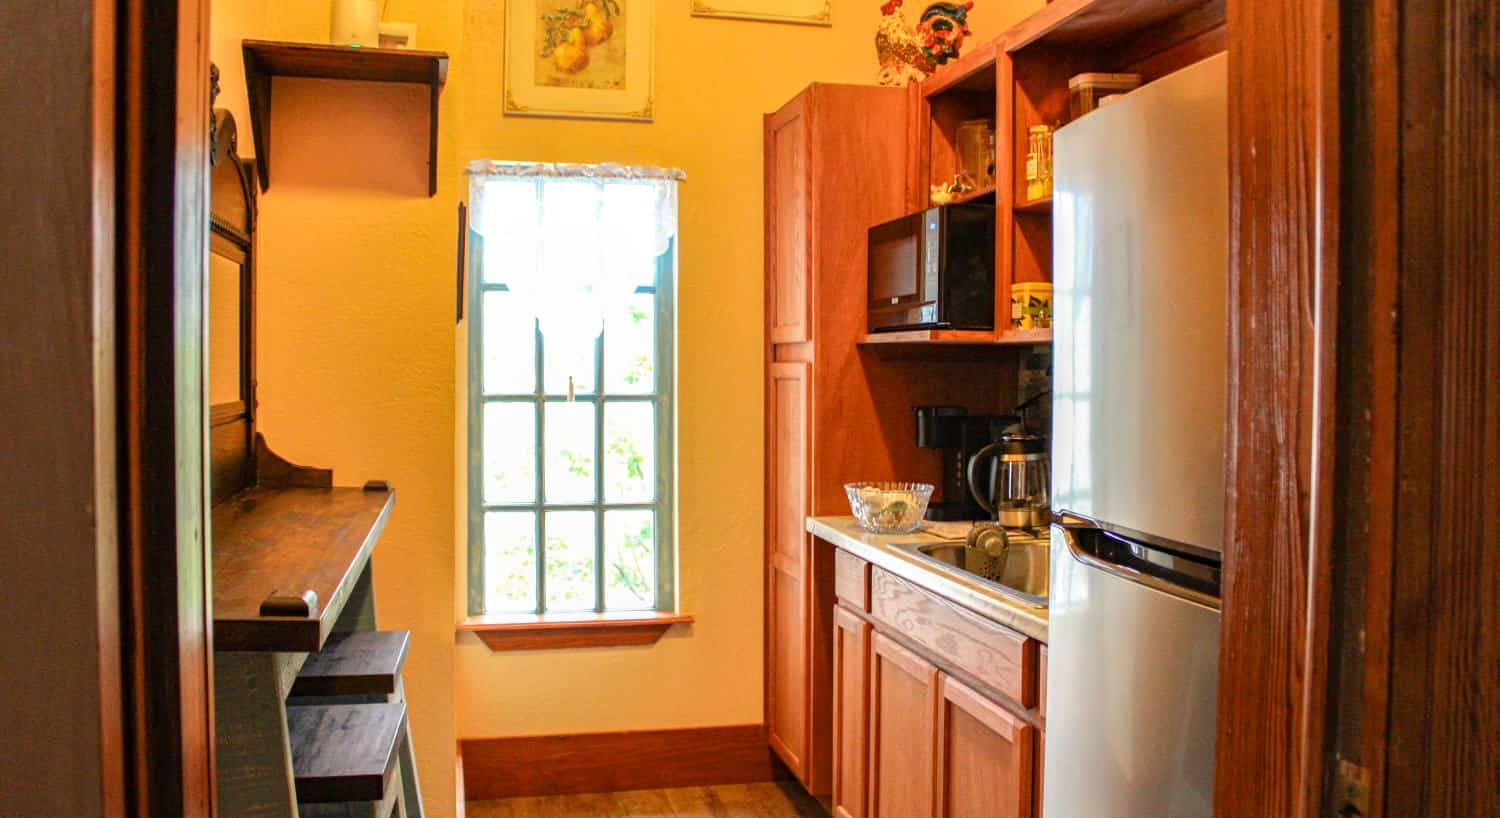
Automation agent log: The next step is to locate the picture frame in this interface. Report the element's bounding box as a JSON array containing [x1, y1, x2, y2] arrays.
[[690, 0, 831, 27], [504, 0, 655, 121]]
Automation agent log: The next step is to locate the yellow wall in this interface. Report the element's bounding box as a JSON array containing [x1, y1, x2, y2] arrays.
[[210, 0, 1040, 815]]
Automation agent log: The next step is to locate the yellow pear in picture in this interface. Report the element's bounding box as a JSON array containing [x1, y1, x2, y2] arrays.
[[552, 26, 590, 72], [581, 2, 613, 45]]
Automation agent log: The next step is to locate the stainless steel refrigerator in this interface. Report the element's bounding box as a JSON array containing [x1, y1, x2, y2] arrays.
[[1044, 52, 1228, 818]]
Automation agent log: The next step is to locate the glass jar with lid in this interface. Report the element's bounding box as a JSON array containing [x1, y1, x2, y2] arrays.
[[1024, 125, 1053, 202]]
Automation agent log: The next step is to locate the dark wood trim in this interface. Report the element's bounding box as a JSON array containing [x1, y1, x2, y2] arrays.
[[1215, 1, 1339, 817], [460, 725, 781, 799], [1314, 1, 1401, 815], [256, 432, 334, 488], [1381, 1, 1498, 815], [458, 611, 694, 651], [115, 0, 217, 814]]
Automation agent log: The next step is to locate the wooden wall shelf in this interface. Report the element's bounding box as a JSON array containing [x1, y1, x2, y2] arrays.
[[858, 328, 1052, 347], [242, 40, 449, 197]]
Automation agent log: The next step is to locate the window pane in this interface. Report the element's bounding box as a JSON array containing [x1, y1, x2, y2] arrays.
[[483, 403, 535, 504], [484, 511, 536, 613], [479, 178, 539, 285], [604, 510, 655, 610], [544, 401, 595, 503], [604, 401, 654, 503], [604, 293, 655, 394], [542, 333, 596, 396], [481, 291, 535, 395], [544, 510, 596, 611]]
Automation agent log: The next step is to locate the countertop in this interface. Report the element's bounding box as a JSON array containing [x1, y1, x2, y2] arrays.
[[807, 516, 1049, 643]]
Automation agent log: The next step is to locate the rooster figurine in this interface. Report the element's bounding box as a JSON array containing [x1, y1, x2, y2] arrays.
[[876, 0, 974, 86]]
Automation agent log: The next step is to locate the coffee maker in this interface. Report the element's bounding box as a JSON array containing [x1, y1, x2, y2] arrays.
[[914, 406, 1016, 521]]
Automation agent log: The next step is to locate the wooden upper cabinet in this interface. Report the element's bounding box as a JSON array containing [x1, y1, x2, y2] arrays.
[[936, 674, 1036, 818], [766, 361, 812, 778], [869, 632, 938, 818], [833, 606, 871, 818], [765, 93, 812, 345]]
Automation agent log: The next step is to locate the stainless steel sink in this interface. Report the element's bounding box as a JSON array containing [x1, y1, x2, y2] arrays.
[[893, 531, 1049, 608]]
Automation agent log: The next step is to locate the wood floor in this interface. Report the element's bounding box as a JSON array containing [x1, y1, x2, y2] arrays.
[[466, 782, 830, 818]]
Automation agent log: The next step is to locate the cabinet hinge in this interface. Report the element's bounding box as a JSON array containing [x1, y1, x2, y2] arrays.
[[1335, 757, 1371, 817]]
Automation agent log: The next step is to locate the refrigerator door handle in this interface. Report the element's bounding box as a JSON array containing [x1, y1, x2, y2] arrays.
[[1053, 521, 1221, 610]]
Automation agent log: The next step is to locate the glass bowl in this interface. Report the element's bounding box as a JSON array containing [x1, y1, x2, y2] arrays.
[[844, 482, 935, 534]]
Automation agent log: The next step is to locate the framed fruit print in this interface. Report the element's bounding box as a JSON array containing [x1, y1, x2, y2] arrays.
[[505, 0, 654, 121]]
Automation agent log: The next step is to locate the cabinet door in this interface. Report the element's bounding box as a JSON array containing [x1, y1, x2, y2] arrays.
[[936, 674, 1036, 818], [766, 362, 812, 778], [765, 92, 811, 345], [868, 632, 937, 818], [833, 606, 871, 818]]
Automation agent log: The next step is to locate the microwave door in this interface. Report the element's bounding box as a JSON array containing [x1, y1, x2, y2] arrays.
[[867, 212, 936, 330]]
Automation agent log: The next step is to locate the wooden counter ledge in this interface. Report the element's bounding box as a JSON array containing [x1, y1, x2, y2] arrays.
[[213, 485, 395, 652]]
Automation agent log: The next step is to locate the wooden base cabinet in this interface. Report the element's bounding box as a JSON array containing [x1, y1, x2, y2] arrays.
[[869, 632, 938, 818], [937, 675, 1035, 818], [833, 549, 1042, 818]]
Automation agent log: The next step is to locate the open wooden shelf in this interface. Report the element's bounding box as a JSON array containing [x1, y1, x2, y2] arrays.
[[999, 327, 1053, 345], [242, 40, 449, 196], [291, 630, 411, 698], [213, 484, 394, 652], [951, 184, 997, 204], [858, 327, 1052, 347], [1015, 195, 1052, 214], [923, 39, 1001, 97], [287, 702, 407, 803], [1002, 0, 1223, 51]]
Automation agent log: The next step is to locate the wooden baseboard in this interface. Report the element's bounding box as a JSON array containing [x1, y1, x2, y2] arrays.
[[461, 724, 781, 799]]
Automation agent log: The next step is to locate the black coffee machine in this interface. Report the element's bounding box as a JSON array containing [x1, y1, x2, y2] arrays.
[[914, 406, 1018, 521]]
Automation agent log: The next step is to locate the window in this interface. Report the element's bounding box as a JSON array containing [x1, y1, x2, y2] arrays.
[[466, 162, 681, 617]]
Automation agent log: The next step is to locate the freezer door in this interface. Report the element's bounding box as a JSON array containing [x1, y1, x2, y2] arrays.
[[1050, 53, 1229, 553], [1043, 522, 1220, 818]]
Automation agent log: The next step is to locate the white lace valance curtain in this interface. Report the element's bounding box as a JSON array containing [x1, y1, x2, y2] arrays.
[[467, 161, 684, 390]]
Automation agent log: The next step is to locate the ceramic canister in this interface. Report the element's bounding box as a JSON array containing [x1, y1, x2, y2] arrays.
[[331, 0, 380, 47]]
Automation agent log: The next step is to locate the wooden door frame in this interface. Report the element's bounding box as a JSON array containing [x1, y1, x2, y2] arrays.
[[0, 0, 213, 814], [1218, 1, 1497, 816], [116, 0, 217, 814]]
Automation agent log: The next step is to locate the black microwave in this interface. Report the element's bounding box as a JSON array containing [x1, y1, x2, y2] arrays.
[[867, 203, 995, 332]]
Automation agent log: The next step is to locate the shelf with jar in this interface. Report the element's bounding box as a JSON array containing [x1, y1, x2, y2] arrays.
[[894, 0, 1227, 352]]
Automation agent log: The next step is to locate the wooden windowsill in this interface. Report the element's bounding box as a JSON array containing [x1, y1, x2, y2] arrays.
[[458, 611, 695, 652]]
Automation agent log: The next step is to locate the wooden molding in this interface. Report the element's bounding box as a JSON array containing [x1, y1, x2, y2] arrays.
[[1214, 0, 1338, 815], [460, 725, 780, 799], [458, 611, 694, 651]]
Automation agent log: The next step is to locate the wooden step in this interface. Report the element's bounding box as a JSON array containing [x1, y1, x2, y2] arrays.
[[291, 630, 411, 698], [288, 702, 406, 804]]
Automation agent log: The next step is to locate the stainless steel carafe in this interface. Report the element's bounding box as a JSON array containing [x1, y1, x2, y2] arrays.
[[967, 432, 1050, 528]]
